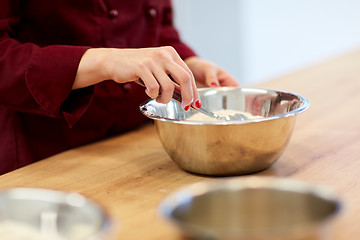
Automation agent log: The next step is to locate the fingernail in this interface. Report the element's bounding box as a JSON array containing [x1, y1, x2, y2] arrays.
[[195, 100, 202, 109], [184, 105, 190, 111], [211, 82, 219, 87]]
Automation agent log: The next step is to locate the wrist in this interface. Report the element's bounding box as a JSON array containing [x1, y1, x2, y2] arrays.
[[184, 56, 199, 65], [73, 48, 110, 89]]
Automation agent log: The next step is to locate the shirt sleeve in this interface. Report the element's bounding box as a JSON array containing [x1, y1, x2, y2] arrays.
[[159, 0, 197, 60], [0, 1, 93, 127]]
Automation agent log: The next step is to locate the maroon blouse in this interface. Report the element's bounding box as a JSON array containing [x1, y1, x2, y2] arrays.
[[0, 0, 196, 174]]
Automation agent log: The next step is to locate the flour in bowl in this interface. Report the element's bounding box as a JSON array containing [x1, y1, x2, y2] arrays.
[[0, 220, 63, 240], [187, 109, 261, 121], [0, 220, 95, 240]]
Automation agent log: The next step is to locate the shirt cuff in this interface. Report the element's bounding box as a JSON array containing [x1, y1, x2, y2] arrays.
[[26, 45, 92, 126]]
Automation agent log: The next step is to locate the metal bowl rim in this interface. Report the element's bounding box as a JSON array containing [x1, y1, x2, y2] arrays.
[[0, 187, 112, 239], [158, 177, 341, 236], [140, 87, 310, 125]]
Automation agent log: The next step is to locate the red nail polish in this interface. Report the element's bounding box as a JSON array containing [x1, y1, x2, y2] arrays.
[[184, 105, 190, 111], [211, 82, 219, 87], [195, 100, 202, 108]]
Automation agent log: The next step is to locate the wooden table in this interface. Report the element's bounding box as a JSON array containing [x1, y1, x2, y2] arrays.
[[1, 50, 360, 239]]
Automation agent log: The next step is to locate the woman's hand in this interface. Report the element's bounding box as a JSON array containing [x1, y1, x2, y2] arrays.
[[74, 47, 201, 110], [184, 56, 240, 88]]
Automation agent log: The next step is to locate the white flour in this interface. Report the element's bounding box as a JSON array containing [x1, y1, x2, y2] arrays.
[[187, 109, 261, 121], [0, 220, 63, 240], [0, 220, 94, 240]]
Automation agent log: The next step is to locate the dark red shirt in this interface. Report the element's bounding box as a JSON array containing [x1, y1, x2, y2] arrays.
[[0, 0, 196, 174]]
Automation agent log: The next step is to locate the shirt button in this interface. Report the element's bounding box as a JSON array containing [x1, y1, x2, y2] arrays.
[[146, 8, 157, 18], [122, 83, 133, 92], [108, 9, 119, 19]]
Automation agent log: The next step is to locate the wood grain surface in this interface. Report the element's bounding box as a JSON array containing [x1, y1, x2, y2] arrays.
[[1, 50, 360, 239]]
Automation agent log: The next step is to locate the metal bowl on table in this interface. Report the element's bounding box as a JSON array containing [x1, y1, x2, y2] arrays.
[[158, 177, 341, 240], [0, 188, 111, 240], [140, 87, 309, 176]]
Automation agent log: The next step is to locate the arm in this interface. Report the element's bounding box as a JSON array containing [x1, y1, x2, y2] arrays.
[[73, 46, 201, 110], [0, 0, 200, 127], [0, 1, 92, 126]]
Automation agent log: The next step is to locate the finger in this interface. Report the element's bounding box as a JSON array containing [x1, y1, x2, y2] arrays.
[[152, 68, 175, 104], [165, 62, 194, 110], [164, 46, 194, 80], [218, 69, 240, 87], [190, 74, 201, 109], [169, 72, 201, 109], [164, 48, 202, 109], [204, 67, 220, 87], [161, 47, 201, 109], [138, 70, 160, 99], [171, 62, 201, 108]]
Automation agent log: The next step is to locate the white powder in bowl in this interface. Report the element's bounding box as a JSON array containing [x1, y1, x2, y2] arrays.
[[0, 220, 63, 240], [186, 109, 261, 121], [0, 220, 95, 240]]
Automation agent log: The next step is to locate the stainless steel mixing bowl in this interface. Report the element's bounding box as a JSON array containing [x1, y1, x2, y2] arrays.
[[0, 188, 111, 240], [158, 177, 341, 240], [140, 87, 309, 176]]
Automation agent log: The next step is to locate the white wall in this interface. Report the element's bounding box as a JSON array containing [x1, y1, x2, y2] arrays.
[[172, 0, 243, 82], [173, 0, 360, 86]]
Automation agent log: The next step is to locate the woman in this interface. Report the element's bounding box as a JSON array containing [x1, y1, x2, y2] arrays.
[[0, 0, 239, 174]]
